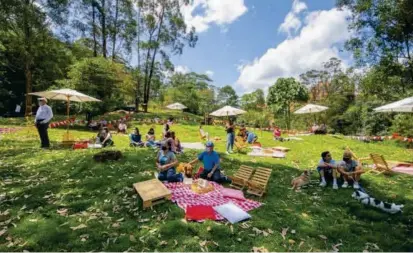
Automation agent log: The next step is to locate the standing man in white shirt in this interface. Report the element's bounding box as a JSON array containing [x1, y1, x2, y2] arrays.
[[34, 97, 53, 148]]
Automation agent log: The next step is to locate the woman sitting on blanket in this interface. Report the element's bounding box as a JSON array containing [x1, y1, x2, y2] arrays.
[[246, 131, 258, 144], [156, 142, 183, 182], [96, 127, 114, 147], [130, 127, 143, 147], [170, 131, 183, 153], [145, 128, 156, 147], [117, 120, 127, 134]]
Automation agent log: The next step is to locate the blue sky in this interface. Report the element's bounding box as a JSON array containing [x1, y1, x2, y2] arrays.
[[172, 0, 351, 94]]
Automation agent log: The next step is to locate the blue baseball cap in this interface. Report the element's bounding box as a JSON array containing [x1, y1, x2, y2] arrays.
[[205, 141, 214, 147]]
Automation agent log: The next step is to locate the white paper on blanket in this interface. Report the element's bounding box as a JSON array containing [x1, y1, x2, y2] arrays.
[[183, 177, 193, 185], [181, 142, 205, 150], [213, 202, 251, 224], [88, 143, 102, 149]]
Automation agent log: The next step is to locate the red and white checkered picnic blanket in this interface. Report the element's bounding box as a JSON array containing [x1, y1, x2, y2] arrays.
[[164, 181, 262, 220]]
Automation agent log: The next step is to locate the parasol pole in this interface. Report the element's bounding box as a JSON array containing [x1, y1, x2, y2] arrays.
[[66, 95, 70, 132]]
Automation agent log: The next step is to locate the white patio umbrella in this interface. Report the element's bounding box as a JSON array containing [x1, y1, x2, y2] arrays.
[[209, 105, 246, 117], [374, 96, 413, 112], [28, 88, 101, 130], [166, 102, 187, 110], [294, 103, 329, 125], [294, 104, 329, 114]]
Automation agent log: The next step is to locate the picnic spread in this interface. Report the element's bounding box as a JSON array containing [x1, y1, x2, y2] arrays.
[[164, 180, 261, 222]]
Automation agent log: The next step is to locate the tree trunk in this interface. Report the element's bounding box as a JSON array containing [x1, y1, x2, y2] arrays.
[[111, 0, 119, 61], [143, 6, 165, 112], [23, 0, 32, 116], [101, 0, 107, 58], [135, 4, 142, 112], [92, 2, 97, 57]]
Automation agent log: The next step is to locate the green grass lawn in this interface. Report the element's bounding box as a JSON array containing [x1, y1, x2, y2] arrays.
[[1, 120, 413, 251]]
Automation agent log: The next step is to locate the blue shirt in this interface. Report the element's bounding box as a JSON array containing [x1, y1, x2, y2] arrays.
[[198, 151, 220, 172], [131, 134, 141, 143], [339, 160, 358, 172], [318, 159, 336, 168], [247, 132, 256, 143], [157, 151, 176, 166]]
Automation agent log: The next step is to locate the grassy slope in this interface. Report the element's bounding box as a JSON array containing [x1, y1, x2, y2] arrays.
[[0, 120, 413, 251]]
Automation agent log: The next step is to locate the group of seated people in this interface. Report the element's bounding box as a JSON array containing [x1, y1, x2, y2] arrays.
[[129, 123, 182, 153], [237, 125, 258, 144], [311, 123, 327, 134], [317, 150, 364, 189], [156, 141, 231, 183]]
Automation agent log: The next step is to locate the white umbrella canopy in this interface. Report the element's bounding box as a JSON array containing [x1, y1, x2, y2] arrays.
[[374, 96, 413, 112], [294, 104, 329, 114], [28, 88, 101, 102], [210, 105, 246, 117], [166, 102, 187, 110]]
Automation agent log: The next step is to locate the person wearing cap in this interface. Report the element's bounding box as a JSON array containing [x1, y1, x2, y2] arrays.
[[337, 151, 364, 189], [34, 97, 53, 148], [189, 141, 231, 183]]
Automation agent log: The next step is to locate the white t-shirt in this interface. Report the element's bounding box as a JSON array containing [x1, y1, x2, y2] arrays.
[[15, 105, 21, 113]]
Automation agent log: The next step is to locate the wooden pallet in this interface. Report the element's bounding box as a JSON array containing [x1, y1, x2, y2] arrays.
[[133, 179, 172, 209], [247, 167, 272, 197], [229, 165, 255, 190]]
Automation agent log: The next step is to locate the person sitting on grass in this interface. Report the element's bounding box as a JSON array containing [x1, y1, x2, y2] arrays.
[[273, 126, 283, 141], [156, 142, 183, 182], [117, 120, 127, 134], [189, 141, 231, 184], [238, 125, 247, 139], [199, 125, 209, 140], [163, 123, 170, 138], [246, 131, 258, 144], [130, 127, 143, 147], [337, 151, 364, 189], [97, 127, 114, 147], [145, 128, 156, 147], [170, 131, 183, 154], [317, 151, 339, 189]]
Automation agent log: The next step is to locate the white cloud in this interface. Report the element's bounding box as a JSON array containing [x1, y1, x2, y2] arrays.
[[205, 70, 214, 77], [181, 0, 248, 33], [175, 65, 191, 74], [236, 7, 351, 92], [279, 0, 307, 36]]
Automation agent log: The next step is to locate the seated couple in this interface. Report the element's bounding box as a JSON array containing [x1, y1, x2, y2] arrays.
[[317, 150, 364, 190], [156, 141, 231, 184], [96, 127, 114, 147]]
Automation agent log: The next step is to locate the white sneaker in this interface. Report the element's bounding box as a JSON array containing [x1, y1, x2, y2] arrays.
[[342, 181, 349, 188], [319, 181, 327, 187], [226, 151, 230, 155], [333, 184, 338, 190], [353, 182, 360, 189], [154, 172, 159, 179]]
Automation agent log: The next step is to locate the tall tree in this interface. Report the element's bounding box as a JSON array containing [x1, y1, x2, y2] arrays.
[[217, 85, 238, 106], [267, 78, 308, 129], [240, 89, 265, 111], [138, 0, 197, 112], [337, 0, 413, 88], [0, 0, 69, 115]]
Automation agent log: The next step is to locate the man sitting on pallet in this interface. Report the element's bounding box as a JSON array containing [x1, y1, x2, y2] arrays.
[[337, 151, 364, 189], [189, 141, 231, 184]]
